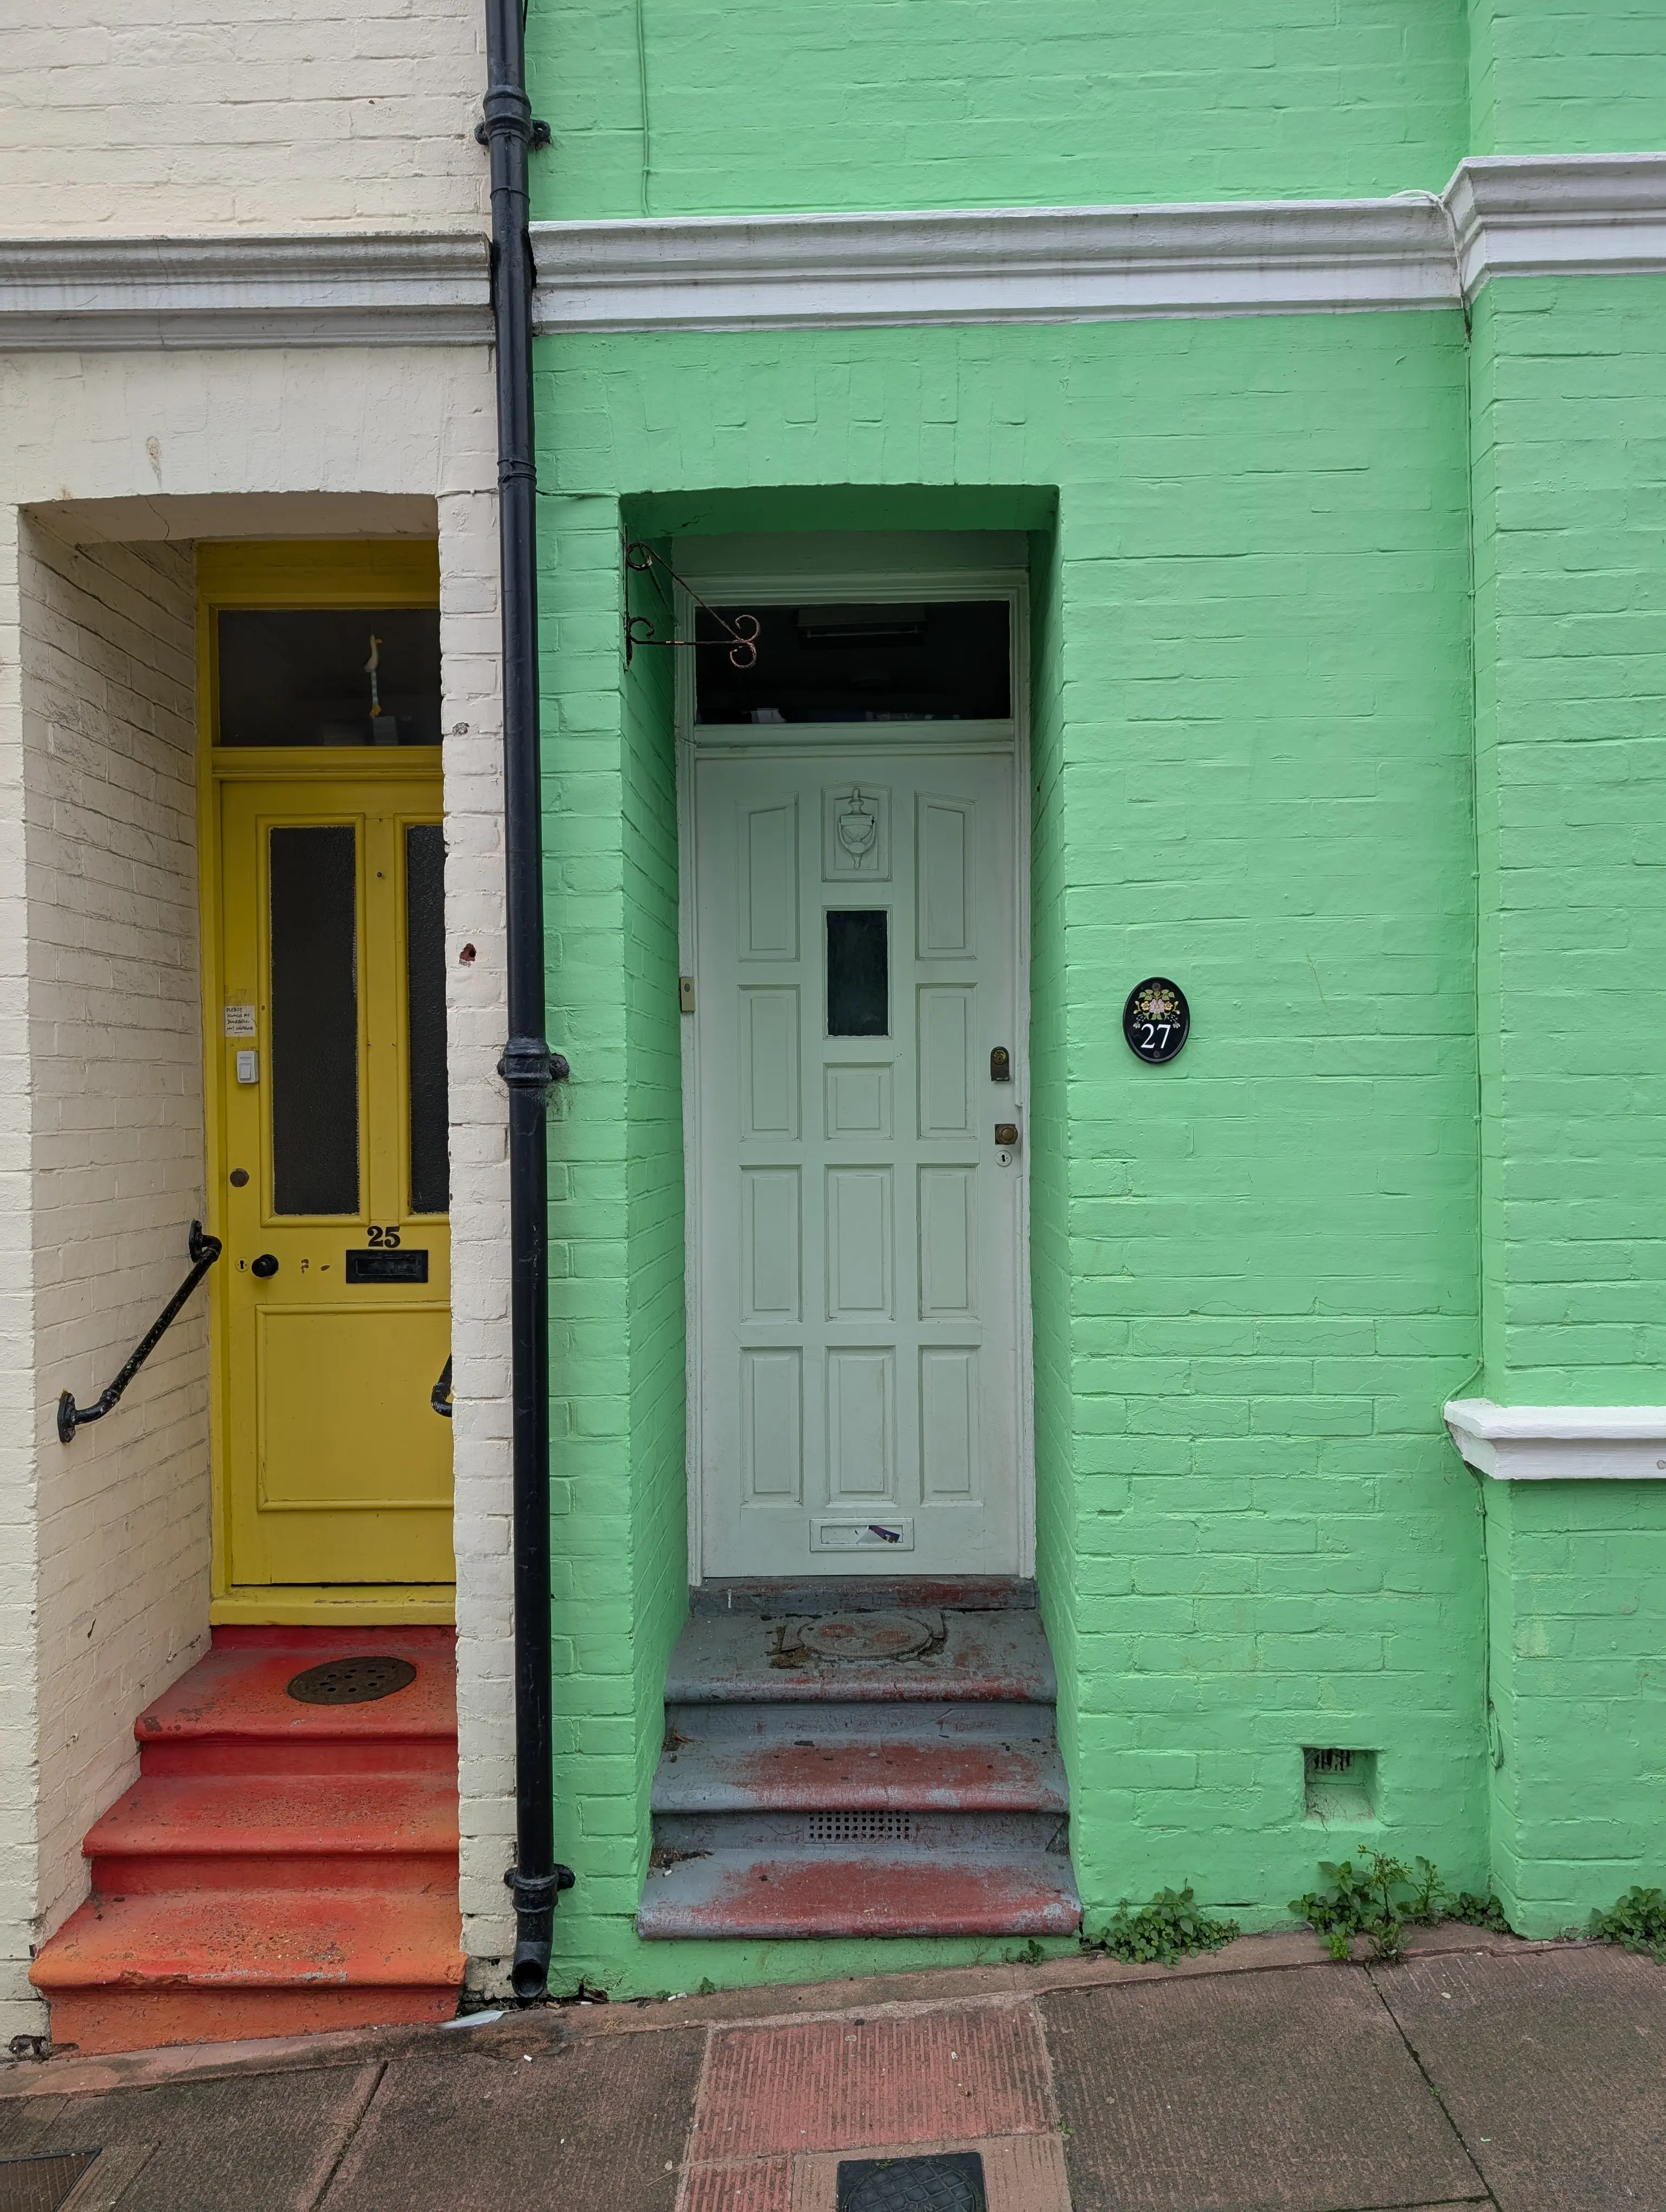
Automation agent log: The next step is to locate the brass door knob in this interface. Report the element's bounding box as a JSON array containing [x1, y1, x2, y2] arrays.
[[994, 1123, 1019, 1148]]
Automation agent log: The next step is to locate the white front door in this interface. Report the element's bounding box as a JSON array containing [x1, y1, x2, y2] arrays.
[[693, 748, 1024, 1577]]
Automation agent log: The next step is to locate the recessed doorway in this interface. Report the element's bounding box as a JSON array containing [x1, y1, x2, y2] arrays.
[[200, 544, 454, 1621], [677, 542, 1033, 1580]]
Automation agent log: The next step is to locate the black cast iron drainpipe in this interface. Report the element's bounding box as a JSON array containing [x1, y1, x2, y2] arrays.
[[479, 0, 574, 2000]]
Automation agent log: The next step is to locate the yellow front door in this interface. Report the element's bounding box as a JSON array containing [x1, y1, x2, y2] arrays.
[[218, 774, 454, 1590]]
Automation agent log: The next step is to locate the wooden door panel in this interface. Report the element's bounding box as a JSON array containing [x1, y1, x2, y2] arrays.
[[219, 777, 453, 1593], [697, 749, 1020, 1577]]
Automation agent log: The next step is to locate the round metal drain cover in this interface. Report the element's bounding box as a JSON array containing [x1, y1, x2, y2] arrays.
[[840, 2155, 984, 2212], [286, 1656, 416, 1705], [797, 1612, 935, 1663]]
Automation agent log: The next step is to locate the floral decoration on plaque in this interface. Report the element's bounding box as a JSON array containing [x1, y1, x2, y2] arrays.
[[1123, 977, 1190, 1063]]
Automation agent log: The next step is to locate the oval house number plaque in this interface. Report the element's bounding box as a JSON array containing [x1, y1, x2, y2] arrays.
[[1124, 977, 1189, 1064]]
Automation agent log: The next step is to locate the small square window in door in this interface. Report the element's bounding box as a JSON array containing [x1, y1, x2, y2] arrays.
[[826, 909, 888, 1037]]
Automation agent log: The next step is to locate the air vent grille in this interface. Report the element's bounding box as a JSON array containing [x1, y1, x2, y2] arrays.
[[808, 1809, 914, 1843]]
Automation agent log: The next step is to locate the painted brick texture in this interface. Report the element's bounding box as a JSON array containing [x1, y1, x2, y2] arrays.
[[0, 510, 45, 2036], [1484, 1480, 1666, 1934], [535, 308, 1486, 1986], [1471, 276, 1666, 1403], [0, 0, 488, 235], [531, 0, 1468, 222], [1469, 0, 1666, 156], [1027, 518, 1081, 1795], [537, 507, 688, 1945], [11, 526, 207, 2017]]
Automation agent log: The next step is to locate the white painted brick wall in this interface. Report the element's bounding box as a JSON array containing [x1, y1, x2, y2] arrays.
[[0, 512, 46, 2037], [0, 341, 515, 2010], [1, 0, 488, 236], [20, 524, 209, 1960], [438, 484, 517, 1980]]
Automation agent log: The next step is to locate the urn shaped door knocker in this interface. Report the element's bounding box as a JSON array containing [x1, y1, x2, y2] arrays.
[[838, 788, 878, 860], [822, 783, 890, 879]]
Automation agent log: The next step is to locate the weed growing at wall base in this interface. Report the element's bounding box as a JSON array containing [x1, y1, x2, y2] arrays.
[[1590, 1888, 1666, 1962], [1086, 1888, 1241, 1966], [1292, 1854, 1511, 1961]]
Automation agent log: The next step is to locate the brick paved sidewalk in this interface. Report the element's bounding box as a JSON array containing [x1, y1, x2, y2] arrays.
[[0, 1928, 1661, 2211]]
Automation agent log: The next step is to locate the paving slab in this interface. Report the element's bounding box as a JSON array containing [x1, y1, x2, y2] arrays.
[[0, 2061, 379, 2212], [1372, 1946, 1666, 2212], [1043, 1963, 1486, 2212], [689, 2002, 1055, 2162], [318, 2026, 706, 2212]]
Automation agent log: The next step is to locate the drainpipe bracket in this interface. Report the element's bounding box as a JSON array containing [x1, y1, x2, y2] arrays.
[[474, 113, 552, 149], [497, 1038, 570, 1090], [505, 1866, 576, 1910]]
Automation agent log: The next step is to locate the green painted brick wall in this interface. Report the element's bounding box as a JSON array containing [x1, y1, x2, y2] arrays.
[[1028, 518, 1080, 1798], [1469, 0, 1666, 156], [621, 542, 690, 1893], [1472, 275, 1666, 1405], [1483, 1479, 1666, 1935], [541, 496, 688, 1961], [529, 0, 1468, 221], [1467, 273, 1666, 1940], [536, 308, 1491, 1989]]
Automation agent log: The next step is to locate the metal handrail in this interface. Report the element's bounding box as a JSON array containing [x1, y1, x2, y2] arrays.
[[57, 1220, 223, 1443], [432, 1354, 453, 1418]]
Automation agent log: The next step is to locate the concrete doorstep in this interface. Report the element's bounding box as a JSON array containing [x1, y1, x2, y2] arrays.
[[0, 1931, 1659, 2211]]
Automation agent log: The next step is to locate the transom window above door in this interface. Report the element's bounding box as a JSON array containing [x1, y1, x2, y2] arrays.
[[694, 600, 1010, 726], [216, 607, 441, 747]]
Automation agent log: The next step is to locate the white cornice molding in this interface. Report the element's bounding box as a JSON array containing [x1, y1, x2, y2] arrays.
[[0, 234, 491, 351], [3, 156, 1662, 352], [531, 198, 1457, 333], [1445, 1398, 1666, 1482], [1449, 153, 1666, 295], [531, 155, 1666, 334]]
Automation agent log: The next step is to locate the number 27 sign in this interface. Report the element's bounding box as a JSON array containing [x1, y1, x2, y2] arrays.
[[1123, 978, 1190, 1064]]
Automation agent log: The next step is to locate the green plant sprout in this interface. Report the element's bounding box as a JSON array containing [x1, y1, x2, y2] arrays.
[[1590, 1887, 1666, 1962], [1087, 1887, 1241, 1966], [1292, 1853, 1510, 1961]]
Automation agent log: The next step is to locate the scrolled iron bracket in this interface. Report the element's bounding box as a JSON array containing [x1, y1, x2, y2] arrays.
[[622, 539, 760, 670], [57, 1220, 223, 1444]]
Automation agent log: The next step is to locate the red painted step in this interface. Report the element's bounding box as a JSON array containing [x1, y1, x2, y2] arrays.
[[638, 1849, 1081, 1940], [31, 1629, 464, 2054], [653, 1731, 1069, 1815]]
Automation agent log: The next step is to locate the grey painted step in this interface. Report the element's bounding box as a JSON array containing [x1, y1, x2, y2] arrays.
[[654, 1808, 1067, 1854], [691, 1577, 1036, 1616], [652, 1709, 1067, 1814], [638, 1846, 1082, 1940], [662, 1698, 1059, 1747], [663, 1610, 1056, 1706]]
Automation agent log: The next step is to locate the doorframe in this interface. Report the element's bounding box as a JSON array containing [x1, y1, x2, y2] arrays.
[[195, 539, 452, 1624], [672, 539, 1035, 1586]]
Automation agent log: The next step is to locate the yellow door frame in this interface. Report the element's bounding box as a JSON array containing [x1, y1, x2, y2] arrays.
[[197, 541, 454, 1624]]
